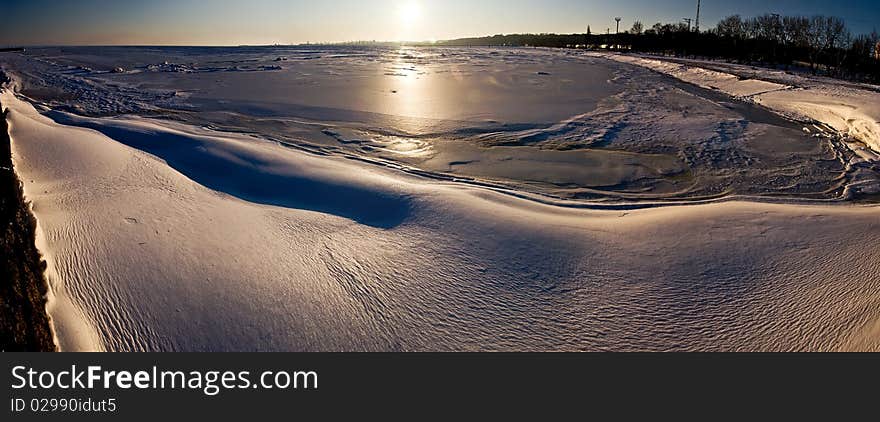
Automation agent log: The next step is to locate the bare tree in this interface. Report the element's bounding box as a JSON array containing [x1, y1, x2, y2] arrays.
[[631, 21, 644, 35], [824, 16, 848, 50], [651, 22, 664, 34], [803, 16, 849, 74], [782, 16, 810, 47], [716, 15, 744, 38], [824, 17, 852, 76], [754, 14, 778, 41], [806, 16, 828, 72]]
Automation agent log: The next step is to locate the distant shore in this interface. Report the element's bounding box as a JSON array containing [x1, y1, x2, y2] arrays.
[[0, 97, 56, 351]]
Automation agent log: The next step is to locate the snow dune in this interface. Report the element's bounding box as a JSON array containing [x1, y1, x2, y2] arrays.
[[42, 110, 411, 228], [600, 54, 790, 97], [594, 53, 880, 157], [5, 89, 880, 351], [758, 89, 880, 158]]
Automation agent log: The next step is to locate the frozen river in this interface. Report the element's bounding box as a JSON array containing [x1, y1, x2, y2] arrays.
[[6, 46, 868, 202], [2, 46, 879, 351]]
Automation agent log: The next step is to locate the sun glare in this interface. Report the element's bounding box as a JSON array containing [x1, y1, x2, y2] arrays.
[[398, 2, 421, 26]]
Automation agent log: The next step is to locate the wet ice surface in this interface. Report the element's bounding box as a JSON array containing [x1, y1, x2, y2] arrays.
[[4, 46, 869, 203]]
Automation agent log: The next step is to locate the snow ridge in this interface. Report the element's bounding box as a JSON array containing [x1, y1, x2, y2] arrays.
[[591, 52, 880, 160]]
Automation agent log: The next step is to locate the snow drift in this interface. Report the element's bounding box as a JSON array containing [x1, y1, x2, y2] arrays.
[[594, 53, 880, 157], [4, 89, 880, 352]]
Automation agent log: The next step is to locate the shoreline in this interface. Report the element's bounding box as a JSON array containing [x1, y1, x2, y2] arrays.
[[0, 97, 56, 351]]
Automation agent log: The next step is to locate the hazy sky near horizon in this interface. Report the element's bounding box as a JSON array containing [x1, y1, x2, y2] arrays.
[[0, 0, 878, 46]]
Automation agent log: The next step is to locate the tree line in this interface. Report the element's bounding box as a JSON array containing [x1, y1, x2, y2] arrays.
[[434, 14, 880, 83]]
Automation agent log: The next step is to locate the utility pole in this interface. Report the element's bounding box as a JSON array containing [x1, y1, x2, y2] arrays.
[[615, 17, 622, 34], [682, 18, 692, 32], [695, 0, 701, 32]]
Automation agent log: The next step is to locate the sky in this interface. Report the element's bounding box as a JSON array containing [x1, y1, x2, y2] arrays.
[[0, 0, 878, 46]]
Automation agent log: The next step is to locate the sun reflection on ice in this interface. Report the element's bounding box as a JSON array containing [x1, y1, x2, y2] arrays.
[[374, 135, 432, 157], [382, 47, 437, 133]]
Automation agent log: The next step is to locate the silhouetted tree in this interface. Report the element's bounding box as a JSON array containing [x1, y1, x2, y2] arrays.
[[716, 15, 744, 38], [631, 21, 643, 35], [435, 13, 879, 82]]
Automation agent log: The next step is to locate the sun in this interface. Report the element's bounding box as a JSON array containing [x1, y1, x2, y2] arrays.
[[397, 2, 421, 26]]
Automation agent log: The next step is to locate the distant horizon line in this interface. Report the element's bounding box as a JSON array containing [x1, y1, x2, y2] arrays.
[[6, 22, 878, 49], [0, 35, 510, 48], [0, 30, 708, 48]]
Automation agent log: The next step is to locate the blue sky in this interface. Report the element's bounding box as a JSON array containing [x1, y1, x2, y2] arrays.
[[0, 0, 878, 45]]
